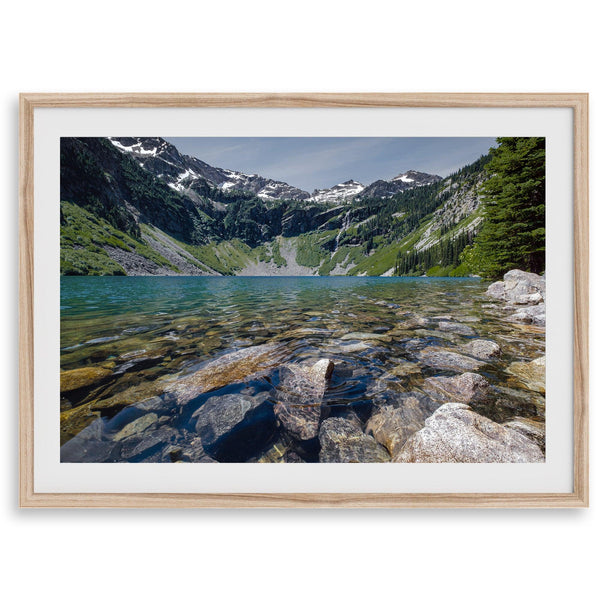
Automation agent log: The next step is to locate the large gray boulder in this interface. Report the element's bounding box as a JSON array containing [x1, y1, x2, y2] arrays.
[[504, 417, 546, 451], [395, 403, 545, 463], [485, 270, 545, 305], [273, 359, 334, 440], [319, 417, 390, 463]]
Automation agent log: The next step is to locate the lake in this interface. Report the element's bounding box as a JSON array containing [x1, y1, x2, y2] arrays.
[[60, 276, 546, 463]]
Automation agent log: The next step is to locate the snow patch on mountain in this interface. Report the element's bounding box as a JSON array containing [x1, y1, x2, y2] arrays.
[[308, 180, 365, 204]]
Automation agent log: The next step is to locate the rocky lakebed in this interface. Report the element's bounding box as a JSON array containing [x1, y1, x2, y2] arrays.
[[60, 270, 546, 463]]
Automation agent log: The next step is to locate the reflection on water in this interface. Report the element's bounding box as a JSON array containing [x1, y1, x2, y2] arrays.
[[60, 276, 545, 462]]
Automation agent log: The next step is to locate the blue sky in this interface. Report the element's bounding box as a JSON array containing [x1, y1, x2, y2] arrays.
[[165, 137, 497, 192]]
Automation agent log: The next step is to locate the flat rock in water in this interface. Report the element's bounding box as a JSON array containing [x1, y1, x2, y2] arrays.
[[391, 315, 430, 331], [319, 417, 390, 463], [60, 366, 113, 393], [120, 426, 179, 460], [461, 339, 502, 359], [395, 403, 545, 463], [438, 321, 476, 336], [389, 359, 422, 377], [179, 437, 217, 463], [193, 393, 275, 459], [274, 359, 334, 440], [421, 372, 491, 404], [506, 355, 545, 394], [113, 413, 158, 442], [366, 393, 441, 459], [166, 343, 286, 404], [417, 348, 485, 372], [340, 332, 392, 343]]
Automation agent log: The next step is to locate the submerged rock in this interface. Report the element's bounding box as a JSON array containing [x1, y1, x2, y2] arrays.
[[193, 392, 275, 460], [389, 359, 422, 377], [319, 417, 390, 463], [422, 372, 490, 404], [391, 314, 430, 332], [461, 339, 502, 360], [340, 332, 392, 343], [366, 393, 440, 459], [396, 403, 545, 463], [506, 355, 545, 394], [417, 348, 485, 372], [60, 418, 117, 462], [60, 367, 113, 401], [274, 359, 334, 440], [438, 321, 476, 336], [113, 413, 158, 442], [166, 343, 286, 404], [120, 426, 179, 460]]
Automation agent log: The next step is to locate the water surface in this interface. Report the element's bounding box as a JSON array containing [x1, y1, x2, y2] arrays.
[[60, 276, 545, 462]]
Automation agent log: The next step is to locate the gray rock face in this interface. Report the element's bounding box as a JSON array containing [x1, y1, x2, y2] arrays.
[[192, 393, 275, 460], [504, 269, 546, 301], [504, 417, 546, 451], [506, 355, 546, 393], [421, 372, 491, 404], [461, 339, 502, 360], [486, 281, 506, 299], [366, 393, 441, 459], [273, 359, 334, 440], [417, 348, 485, 372], [395, 403, 544, 463], [319, 417, 390, 463]]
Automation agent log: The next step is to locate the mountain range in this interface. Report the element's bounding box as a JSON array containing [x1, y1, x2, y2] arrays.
[[60, 136, 489, 277], [108, 137, 442, 203]]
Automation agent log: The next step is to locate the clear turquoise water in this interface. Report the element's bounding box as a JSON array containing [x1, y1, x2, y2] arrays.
[[60, 276, 545, 460]]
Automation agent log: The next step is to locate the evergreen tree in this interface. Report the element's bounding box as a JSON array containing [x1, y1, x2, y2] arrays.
[[472, 137, 545, 278]]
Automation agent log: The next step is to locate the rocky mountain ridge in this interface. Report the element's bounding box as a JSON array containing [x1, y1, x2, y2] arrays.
[[109, 137, 441, 205], [61, 137, 489, 277]]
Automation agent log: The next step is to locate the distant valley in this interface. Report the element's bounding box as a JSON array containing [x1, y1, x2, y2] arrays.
[[60, 136, 488, 277]]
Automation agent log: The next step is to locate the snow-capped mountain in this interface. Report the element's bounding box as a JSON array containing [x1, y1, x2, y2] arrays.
[[109, 138, 441, 205], [308, 180, 365, 203], [360, 170, 442, 199], [109, 137, 310, 202]]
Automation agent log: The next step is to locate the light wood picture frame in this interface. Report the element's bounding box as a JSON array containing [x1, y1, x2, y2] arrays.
[[19, 93, 589, 508]]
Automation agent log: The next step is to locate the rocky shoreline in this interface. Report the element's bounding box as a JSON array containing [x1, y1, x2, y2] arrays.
[[60, 270, 546, 463]]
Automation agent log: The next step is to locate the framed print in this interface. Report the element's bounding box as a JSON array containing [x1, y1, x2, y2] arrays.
[[19, 93, 588, 508]]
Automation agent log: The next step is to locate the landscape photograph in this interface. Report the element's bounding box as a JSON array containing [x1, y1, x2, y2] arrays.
[[59, 135, 546, 464]]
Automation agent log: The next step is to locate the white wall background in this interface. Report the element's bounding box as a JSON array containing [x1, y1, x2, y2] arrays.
[[1, 1, 596, 598]]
